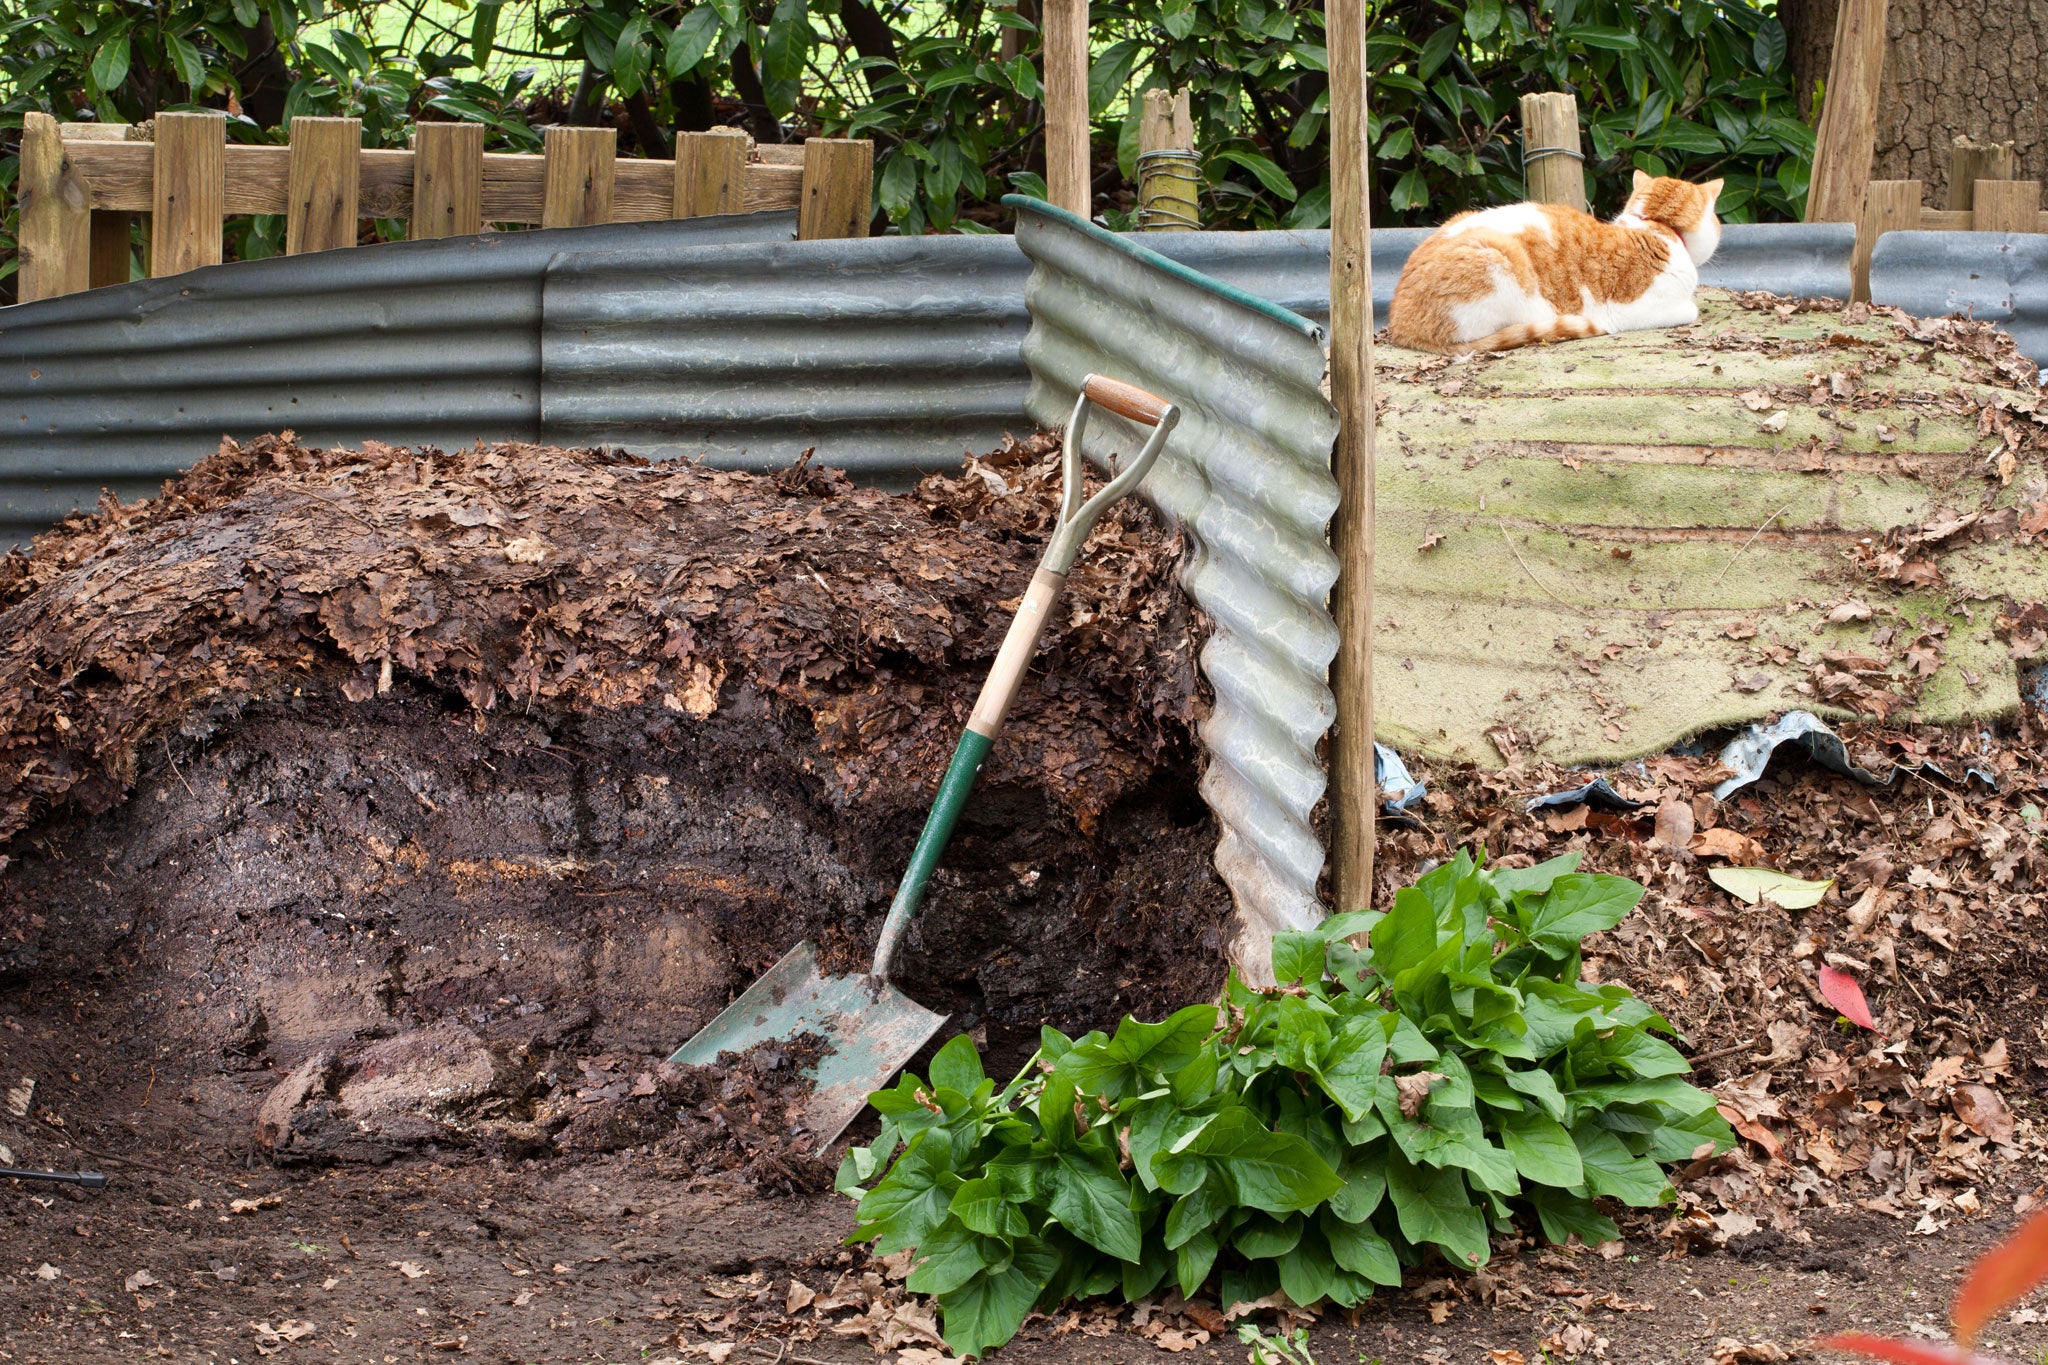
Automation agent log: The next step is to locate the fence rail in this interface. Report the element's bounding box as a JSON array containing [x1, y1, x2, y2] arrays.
[[16, 111, 872, 303]]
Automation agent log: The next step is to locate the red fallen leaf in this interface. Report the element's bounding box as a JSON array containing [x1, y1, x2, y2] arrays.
[[1818, 965, 1878, 1030], [1954, 1209, 2048, 1348]]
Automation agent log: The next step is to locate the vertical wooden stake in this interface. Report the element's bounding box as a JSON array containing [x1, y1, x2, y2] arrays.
[[541, 125, 617, 229], [151, 111, 226, 278], [411, 122, 484, 240], [1326, 0, 1377, 913], [675, 128, 751, 217], [1804, 0, 1887, 224], [17, 112, 93, 303], [798, 137, 874, 239], [1136, 89, 1199, 231], [1518, 92, 1587, 212], [1972, 180, 2042, 233], [1947, 136, 2016, 212], [285, 116, 362, 255], [58, 123, 135, 291], [1042, 0, 1091, 218], [1852, 179, 1921, 303]]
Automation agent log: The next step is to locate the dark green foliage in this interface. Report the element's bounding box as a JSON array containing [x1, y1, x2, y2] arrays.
[[838, 851, 1732, 1358], [4, 0, 1811, 290]]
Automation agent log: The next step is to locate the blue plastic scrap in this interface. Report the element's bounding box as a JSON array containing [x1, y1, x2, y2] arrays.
[[1375, 742, 1427, 814], [1711, 710, 2000, 801], [1524, 779, 1646, 814]]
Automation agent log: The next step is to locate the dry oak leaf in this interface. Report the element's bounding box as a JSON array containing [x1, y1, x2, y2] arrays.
[[1712, 1340, 1792, 1365], [1952, 1085, 2015, 1145], [388, 1260, 428, 1279], [1490, 1352, 1529, 1365], [1397, 1071, 1447, 1119], [1690, 827, 1767, 864]]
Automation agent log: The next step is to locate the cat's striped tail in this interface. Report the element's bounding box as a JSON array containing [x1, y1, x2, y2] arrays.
[[1463, 315, 1603, 352]]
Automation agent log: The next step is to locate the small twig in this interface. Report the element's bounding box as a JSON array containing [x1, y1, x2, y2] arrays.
[[141, 1064, 155, 1108], [1711, 500, 1797, 587], [1685, 1037, 1760, 1066], [1495, 519, 1584, 614], [340, 1232, 360, 1260]]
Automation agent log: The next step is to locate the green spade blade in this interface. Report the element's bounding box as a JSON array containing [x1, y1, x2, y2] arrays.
[[667, 940, 949, 1153]]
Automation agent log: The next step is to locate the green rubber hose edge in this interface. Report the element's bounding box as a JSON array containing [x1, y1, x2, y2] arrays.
[[870, 727, 996, 977]]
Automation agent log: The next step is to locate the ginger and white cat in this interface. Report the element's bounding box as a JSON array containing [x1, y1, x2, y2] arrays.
[[1386, 171, 1724, 354]]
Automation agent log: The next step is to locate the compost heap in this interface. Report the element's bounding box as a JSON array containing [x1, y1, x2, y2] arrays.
[[0, 431, 1228, 1176]]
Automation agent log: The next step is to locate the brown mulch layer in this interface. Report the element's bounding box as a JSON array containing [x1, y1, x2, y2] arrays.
[[0, 431, 1202, 942]]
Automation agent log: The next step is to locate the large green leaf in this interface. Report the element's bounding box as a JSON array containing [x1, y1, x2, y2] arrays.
[[1371, 887, 1439, 978], [909, 1217, 1004, 1295], [1046, 1144, 1142, 1262], [1529, 1185, 1620, 1247], [1387, 1154, 1490, 1268], [1572, 1120, 1673, 1207], [939, 1238, 1059, 1360], [1277, 1224, 1338, 1306], [1323, 1208, 1401, 1284], [950, 1177, 1028, 1239], [857, 1135, 961, 1253], [1520, 874, 1643, 951], [1498, 1108, 1584, 1189]]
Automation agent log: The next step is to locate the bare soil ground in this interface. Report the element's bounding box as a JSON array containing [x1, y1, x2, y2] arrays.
[[2, 437, 2046, 1365]]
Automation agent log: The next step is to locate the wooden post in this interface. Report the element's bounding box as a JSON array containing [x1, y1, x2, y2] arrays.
[[285, 116, 362, 255], [1947, 136, 2016, 212], [1042, 0, 1091, 218], [17, 112, 93, 303], [1136, 89, 1199, 231], [1518, 91, 1586, 212], [1326, 0, 1377, 913], [411, 122, 484, 240], [540, 125, 617, 229], [1852, 179, 1921, 303], [58, 123, 134, 290], [1973, 180, 2042, 233], [1804, 0, 1887, 224], [151, 111, 226, 277], [675, 128, 751, 217], [798, 138, 874, 239]]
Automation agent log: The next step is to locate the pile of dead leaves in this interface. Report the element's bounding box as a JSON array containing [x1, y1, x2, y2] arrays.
[[0, 432, 1203, 941], [1373, 705, 2046, 1245]]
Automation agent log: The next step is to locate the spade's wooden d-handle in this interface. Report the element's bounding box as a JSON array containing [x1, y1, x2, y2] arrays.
[[1082, 374, 1173, 427]]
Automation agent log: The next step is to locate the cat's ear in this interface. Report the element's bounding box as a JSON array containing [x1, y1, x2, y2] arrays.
[[1631, 169, 1652, 193], [1702, 178, 1725, 204]]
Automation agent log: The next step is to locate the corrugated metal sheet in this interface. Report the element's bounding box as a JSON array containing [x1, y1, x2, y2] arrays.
[[0, 213, 796, 540], [1870, 230, 2048, 367], [541, 235, 1032, 479], [1010, 198, 1342, 980], [2, 218, 1858, 534]]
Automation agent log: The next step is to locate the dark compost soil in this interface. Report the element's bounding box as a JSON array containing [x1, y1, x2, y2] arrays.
[[2, 432, 2047, 1364]]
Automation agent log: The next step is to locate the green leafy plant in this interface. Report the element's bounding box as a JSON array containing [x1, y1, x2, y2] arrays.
[[838, 850, 1733, 1358], [1240, 1322, 1321, 1364]]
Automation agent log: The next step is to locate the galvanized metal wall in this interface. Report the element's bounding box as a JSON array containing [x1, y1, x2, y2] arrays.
[[0, 213, 796, 541], [2, 218, 1862, 536], [1870, 231, 2048, 368], [1013, 200, 1343, 979]]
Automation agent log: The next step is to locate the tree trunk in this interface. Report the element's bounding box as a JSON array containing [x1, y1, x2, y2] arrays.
[[1782, 0, 2048, 207]]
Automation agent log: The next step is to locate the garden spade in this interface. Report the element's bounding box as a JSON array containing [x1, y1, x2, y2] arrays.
[[669, 375, 1182, 1151]]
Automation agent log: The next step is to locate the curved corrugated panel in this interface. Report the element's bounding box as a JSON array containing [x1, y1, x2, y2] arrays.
[[0, 213, 795, 540], [1011, 200, 1342, 982], [541, 235, 1034, 479], [1871, 230, 2048, 366]]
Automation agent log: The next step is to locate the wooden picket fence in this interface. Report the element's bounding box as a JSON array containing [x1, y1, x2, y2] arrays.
[[16, 110, 874, 304]]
